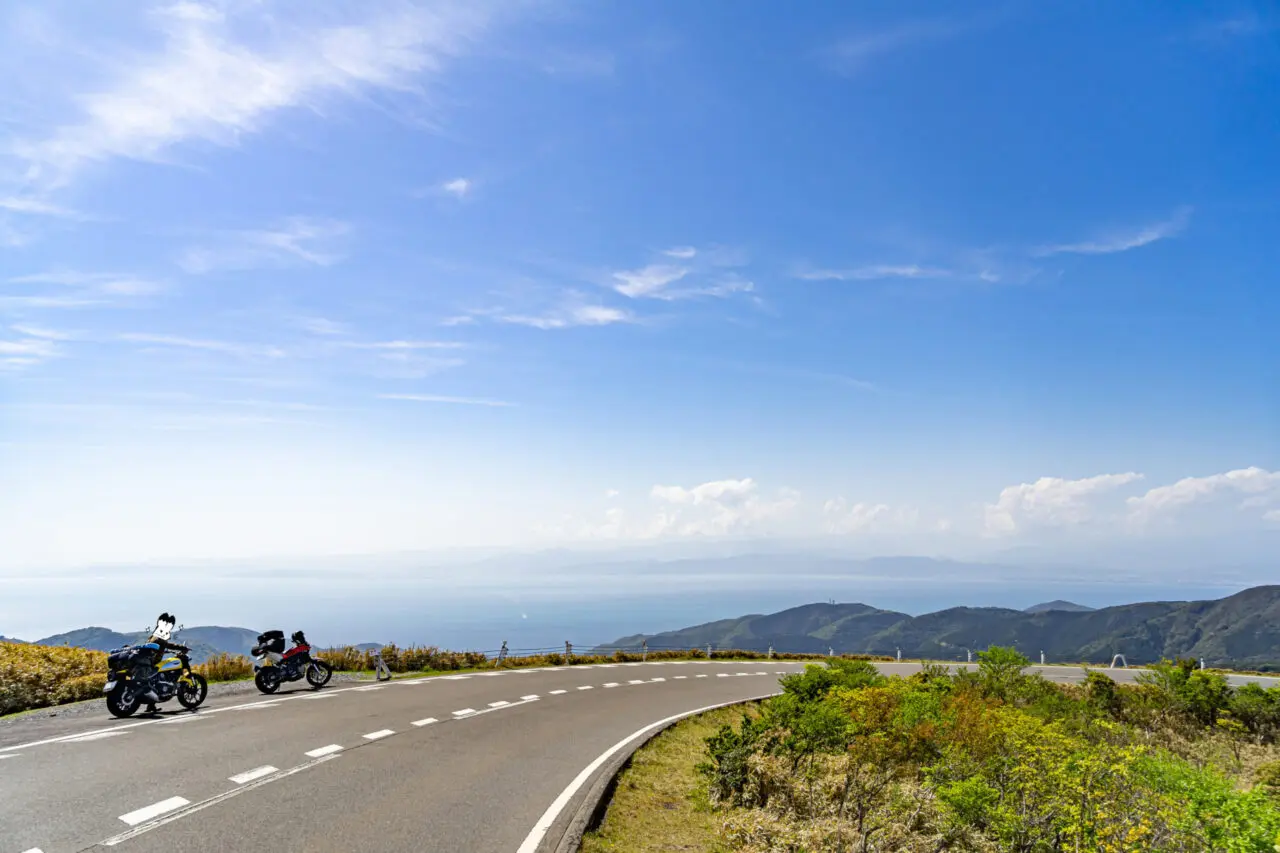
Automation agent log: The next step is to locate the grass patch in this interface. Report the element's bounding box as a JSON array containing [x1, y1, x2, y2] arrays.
[[581, 703, 760, 853]]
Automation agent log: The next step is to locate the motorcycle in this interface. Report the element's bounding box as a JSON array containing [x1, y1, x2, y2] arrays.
[[251, 630, 332, 694], [104, 632, 208, 718]]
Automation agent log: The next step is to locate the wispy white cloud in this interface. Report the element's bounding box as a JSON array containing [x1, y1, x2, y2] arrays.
[[10, 324, 75, 341], [441, 178, 471, 199], [440, 315, 477, 327], [297, 317, 349, 337], [0, 333, 61, 369], [10, 270, 165, 296], [120, 332, 285, 359], [178, 217, 350, 273], [11, 2, 497, 188], [610, 248, 755, 301], [380, 393, 515, 408], [347, 340, 465, 350], [500, 304, 631, 330], [612, 263, 690, 298], [0, 196, 86, 219], [796, 264, 954, 282], [343, 339, 467, 362], [1033, 207, 1192, 257]]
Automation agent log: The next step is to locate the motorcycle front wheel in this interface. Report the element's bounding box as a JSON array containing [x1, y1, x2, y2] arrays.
[[306, 661, 332, 689], [177, 673, 208, 710], [255, 669, 281, 694], [106, 685, 141, 718]]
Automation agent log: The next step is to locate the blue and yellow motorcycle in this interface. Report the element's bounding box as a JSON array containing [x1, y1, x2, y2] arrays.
[[104, 639, 208, 718]]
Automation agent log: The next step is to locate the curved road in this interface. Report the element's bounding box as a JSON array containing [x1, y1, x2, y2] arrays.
[[1, 661, 1276, 853]]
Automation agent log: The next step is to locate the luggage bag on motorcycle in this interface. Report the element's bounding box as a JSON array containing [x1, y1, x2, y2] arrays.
[[254, 630, 286, 655]]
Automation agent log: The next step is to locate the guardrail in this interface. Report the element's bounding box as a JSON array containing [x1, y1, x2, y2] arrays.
[[325, 640, 1262, 674]]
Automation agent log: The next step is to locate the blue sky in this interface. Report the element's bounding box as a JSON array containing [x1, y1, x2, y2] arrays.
[[1, 0, 1277, 572]]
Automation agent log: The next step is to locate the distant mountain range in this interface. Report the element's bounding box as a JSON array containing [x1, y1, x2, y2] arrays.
[[29, 626, 262, 664], [601, 585, 1280, 670]]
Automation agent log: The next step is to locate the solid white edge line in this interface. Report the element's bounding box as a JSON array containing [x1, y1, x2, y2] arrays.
[[411, 717, 438, 727], [118, 796, 190, 826], [64, 731, 128, 742], [305, 744, 343, 758], [228, 765, 278, 784], [101, 755, 339, 846], [513, 693, 782, 853], [363, 729, 395, 740]]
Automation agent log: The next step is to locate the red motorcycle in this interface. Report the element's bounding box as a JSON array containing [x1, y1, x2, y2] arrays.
[[251, 630, 332, 693]]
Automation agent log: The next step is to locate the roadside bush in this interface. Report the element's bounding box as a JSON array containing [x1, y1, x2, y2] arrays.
[[0, 641, 107, 716], [195, 653, 253, 682], [700, 646, 1280, 852]]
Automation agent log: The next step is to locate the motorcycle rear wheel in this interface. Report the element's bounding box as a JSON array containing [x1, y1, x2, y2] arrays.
[[106, 686, 141, 718], [177, 673, 208, 710], [255, 669, 281, 694], [306, 661, 333, 689]]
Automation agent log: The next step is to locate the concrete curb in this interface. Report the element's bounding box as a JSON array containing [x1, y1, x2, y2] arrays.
[[550, 692, 780, 853]]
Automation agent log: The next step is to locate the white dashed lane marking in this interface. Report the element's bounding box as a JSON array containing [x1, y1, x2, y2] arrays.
[[411, 718, 438, 727], [549, 689, 567, 695], [305, 744, 343, 758], [119, 796, 190, 826], [363, 729, 395, 741], [453, 708, 476, 717], [521, 695, 540, 701], [604, 682, 619, 688], [577, 686, 593, 691], [229, 766, 278, 784], [628, 679, 645, 685], [488, 701, 510, 708], [650, 678, 666, 682]]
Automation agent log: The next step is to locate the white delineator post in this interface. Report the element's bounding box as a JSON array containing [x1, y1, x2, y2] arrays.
[[767, 646, 773, 659], [706, 643, 712, 660], [966, 649, 972, 663], [1040, 650, 1045, 665], [565, 641, 572, 665], [897, 648, 902, 662]]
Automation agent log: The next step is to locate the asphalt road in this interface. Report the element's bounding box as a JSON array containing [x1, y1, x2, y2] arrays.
[[1, 661, 1276, 853]]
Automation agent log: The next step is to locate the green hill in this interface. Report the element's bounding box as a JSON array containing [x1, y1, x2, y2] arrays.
[[602, 585, 1280, 670]]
